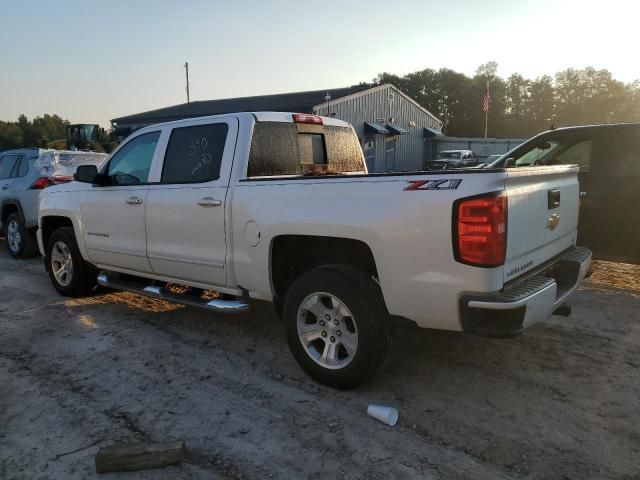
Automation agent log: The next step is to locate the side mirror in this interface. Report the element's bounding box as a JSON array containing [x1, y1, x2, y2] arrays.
[[74, 165, 99, 183], [504, 157, 516, 168]]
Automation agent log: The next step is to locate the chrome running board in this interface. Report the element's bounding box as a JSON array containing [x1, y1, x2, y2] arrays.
[[97, 273, 249, 314]]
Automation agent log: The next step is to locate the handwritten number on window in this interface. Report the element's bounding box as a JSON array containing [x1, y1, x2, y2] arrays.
[[188, 137, 209, 156], [191, 152, 213, 177]]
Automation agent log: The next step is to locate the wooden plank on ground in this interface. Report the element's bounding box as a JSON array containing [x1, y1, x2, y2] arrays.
[[95, 441, 185, 474]]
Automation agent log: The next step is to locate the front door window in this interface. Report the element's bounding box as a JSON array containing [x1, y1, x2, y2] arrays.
[[106, 131, 160, 185]]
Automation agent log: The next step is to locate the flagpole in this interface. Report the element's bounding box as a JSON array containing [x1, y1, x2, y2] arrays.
[[484, 81, 489, 138], [484, 109, 488, 138]]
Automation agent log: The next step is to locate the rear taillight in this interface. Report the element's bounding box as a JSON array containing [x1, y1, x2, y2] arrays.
[[453, 192, 507, 267], [30, 177, 54, 189], [293, 113, 323, 125], [52, 175, 74, 184]]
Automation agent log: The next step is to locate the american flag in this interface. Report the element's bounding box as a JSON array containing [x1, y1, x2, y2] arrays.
[[483, 83, 491, 112]]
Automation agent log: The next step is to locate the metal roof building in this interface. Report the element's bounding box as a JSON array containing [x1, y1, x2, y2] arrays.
[[111, 84, 442, 172]]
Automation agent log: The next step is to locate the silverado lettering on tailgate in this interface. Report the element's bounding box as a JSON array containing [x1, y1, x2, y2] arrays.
[[506, 260, 534, 278]]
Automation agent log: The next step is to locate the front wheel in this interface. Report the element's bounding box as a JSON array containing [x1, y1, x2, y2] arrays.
[[4, 212, 37, 258], [283, 265, 390, 389], [46, 227, 97, 297]]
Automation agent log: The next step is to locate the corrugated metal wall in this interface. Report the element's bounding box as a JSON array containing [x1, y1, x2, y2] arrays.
[[314, 85, 442, 172]]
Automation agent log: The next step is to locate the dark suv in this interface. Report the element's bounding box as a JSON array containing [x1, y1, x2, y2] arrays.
[[491, 123, 640, 264]]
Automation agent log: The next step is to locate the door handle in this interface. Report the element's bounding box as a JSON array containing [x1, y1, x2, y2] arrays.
[[197, 197, 222, 207], [125, 196, 143, 205], [1, 185, 8, 190]]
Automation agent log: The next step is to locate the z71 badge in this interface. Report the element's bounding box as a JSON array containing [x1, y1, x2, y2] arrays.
[[403, 179, 462, 191]]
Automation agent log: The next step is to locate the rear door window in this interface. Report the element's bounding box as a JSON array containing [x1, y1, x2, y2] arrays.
[[549, 140, 592, 172], [162, 123, 228, 183], [247, 122, 364, 177], [13, 156, 29, 177]]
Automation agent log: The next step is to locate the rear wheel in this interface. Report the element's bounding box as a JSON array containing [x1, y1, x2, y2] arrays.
[[283, 265, 390, 389], [46, 227, 97, 297], [4, 212, 37, 258]]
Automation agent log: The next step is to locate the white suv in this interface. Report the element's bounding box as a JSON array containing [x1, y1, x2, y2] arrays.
[[0, 148, 106, 257]]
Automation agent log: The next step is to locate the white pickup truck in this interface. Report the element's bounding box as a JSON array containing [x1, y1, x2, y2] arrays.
[[38, 112, 591, 388]]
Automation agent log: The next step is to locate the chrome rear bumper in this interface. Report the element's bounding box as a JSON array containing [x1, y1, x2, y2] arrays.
[[460, 247, 592, 338]]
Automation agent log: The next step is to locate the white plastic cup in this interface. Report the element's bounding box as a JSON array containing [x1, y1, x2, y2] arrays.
[[367, 404, 399, 427]]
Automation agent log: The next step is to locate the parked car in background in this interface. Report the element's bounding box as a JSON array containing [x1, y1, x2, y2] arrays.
[[428, 149, 478, 169], [490, 122, 640, 264], [0, 148, 106, 258], [37, 112, 591, 388]]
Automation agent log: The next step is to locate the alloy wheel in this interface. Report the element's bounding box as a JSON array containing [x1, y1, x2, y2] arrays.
[[6, 219, 21, 253], [296, 292, 358, 370], [50, 241, 74, 287]]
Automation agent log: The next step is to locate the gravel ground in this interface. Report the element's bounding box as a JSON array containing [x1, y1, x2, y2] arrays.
[[1, 246, 639, 480]]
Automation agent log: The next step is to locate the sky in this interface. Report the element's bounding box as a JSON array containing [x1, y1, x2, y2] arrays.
[[1, 0, 639, 128]]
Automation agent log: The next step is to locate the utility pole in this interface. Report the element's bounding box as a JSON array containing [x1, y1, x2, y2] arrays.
[[184, 62, 190, 103]]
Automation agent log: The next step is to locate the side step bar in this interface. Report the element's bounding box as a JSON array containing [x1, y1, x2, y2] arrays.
[[97, 273, 249, 314]]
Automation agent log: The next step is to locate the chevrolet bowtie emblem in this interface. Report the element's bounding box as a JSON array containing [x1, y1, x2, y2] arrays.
[[547, 213, 560, 230]]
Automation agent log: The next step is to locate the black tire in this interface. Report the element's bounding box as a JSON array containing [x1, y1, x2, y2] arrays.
[[46, 226, 97, 297], [273, 295, 285, 319], [4, 212, 38, 258], [283, 265, 390, 389]]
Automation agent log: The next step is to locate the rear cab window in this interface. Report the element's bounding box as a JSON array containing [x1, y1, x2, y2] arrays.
[[247, 121, 365, 177]]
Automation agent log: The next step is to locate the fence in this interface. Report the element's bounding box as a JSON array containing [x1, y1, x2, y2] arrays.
[[426, 136, 527, 163]]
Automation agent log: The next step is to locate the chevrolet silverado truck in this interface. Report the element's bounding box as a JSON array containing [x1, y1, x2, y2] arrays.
[[37, 112, 591, 388]]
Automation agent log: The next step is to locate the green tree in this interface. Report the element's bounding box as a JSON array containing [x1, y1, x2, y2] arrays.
[[527, 75, 555, 134], [504, 73, 531, 137], [31, 114, 69, 145], [618, 81, 640, 122], [471, 63, 506, 138], [554, 67, 628, 125], [0, 121, 24, 150], [475, 61, 499, 80], [371, 63, 640, 138], [0, 114, 71, 151]]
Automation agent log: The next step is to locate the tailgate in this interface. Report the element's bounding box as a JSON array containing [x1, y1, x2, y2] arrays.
[[503, 165, 580, 283]]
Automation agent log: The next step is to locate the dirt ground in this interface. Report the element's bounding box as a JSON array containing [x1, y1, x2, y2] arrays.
[[1, 246, 639, 480]]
